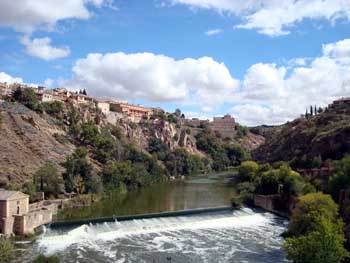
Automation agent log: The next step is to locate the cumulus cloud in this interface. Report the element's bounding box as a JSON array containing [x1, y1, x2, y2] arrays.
[[169, 0, 350, 36], [0, 72, 23, 84], [0, 0, 114, 34], [323, 39, 350, 59], [67, 52, 239, 104], [0, 0, 115, 60], [232, 38, 350, 125], [205, 29, 223, 36], [21, 37, 70, 61]]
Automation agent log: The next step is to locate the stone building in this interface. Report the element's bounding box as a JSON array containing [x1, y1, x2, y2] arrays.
[[96, 100, 110, 115], [111, 102, 152, 122], [36, 89, 54, 102], [0, 190, 53, 236], [211, 114, 236, 138]]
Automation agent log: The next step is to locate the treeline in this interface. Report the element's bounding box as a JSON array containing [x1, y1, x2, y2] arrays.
[[235, 157, 350, 262]]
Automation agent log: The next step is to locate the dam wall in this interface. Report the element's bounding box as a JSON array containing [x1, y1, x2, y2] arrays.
[[49, 206, 233, 229]]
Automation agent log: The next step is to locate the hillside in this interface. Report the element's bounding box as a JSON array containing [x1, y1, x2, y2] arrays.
[[253, 100, 350, 165], [0, 98, 262, 188], [0, 102, 75, 183]]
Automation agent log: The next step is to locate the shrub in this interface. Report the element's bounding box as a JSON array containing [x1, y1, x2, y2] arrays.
[[33, 254, 60, 263], [238, 161, 259, 182], [0, 239, 14, 263]]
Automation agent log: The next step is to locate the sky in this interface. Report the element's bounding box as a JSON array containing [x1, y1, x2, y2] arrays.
[[0, 0, 350, 126]]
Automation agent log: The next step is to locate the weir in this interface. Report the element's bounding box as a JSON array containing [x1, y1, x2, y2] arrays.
[[49, 206, 233, 229]]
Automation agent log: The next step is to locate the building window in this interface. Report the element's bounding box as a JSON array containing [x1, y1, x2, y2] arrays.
[[17, 201, 19, 205], [17, 207, 20, 215]]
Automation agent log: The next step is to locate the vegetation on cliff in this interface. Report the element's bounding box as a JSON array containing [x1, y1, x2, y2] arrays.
[[253, 102, 350, 167]]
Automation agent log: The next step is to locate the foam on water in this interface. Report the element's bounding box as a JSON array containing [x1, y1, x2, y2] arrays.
[[35, 208, 288, 262]]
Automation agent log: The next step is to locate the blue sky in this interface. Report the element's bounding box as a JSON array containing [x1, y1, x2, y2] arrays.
[[0, 0, 350, 125]]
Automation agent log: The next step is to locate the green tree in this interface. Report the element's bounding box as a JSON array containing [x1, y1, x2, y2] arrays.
[[13, 87, 39, 110], [80, 121, 99, 144], [34, 163, 64, 197], [238, 161, 259, 182], [94, 134, 116, 163], [284, 216, 347, 263], [288, 192, 339, 237], [329, 156, 350, 201], [148, 137, 170, 161], [64, 147, 95, 193]]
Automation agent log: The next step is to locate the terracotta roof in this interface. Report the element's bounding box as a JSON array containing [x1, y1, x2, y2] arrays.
[[0, 190, 28, 201]]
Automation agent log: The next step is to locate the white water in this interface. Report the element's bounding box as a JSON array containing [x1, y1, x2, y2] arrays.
[[33, 208, 289, 263]]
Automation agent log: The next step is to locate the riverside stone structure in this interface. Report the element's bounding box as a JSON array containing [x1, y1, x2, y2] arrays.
[[0, 190, 54, 236], [211, 114, 236, 138]]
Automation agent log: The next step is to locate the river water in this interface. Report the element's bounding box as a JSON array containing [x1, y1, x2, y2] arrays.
[[20, 172, 289, 262]]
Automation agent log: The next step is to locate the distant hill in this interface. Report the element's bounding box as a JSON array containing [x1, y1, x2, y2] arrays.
[[253, 99, 350, 165]]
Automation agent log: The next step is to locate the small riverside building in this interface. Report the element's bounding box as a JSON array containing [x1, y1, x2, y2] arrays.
[[0, 190, 53, 236]]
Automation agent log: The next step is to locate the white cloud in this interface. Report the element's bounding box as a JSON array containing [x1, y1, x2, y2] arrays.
[[169, 0, 350, 36], [0, 72, 23, 84], [232, 38, 350, 125], [67, 52, 239, 104], [0, 0, 114, 34], [21, 37, 70, 61], [323, 39, 350, 59], [205, 28, 223, 36], [0, 0, 116, 60]]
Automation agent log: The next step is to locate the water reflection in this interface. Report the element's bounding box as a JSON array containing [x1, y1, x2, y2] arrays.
[[57, 172, 236, 221]]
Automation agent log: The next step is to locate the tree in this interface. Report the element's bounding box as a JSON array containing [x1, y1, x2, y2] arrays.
[[284, 216, 346, 263], [80, 121, 99, 144], [94, 134, 116, 163], [174, 108, 181, 117], [148, 137, 169, 161], [34, 163, 64, 197], [288, 192, 339, 237], [329, 156, 350, 201], [13, 87, 39, 110], [238, 161, 259, 182], [64, 147, 94, 193]]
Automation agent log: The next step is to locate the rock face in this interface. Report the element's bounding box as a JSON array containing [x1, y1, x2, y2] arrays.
[[121, 120, 201, 155], [253, 104, 350, 163], [0, 102, 75, 183]]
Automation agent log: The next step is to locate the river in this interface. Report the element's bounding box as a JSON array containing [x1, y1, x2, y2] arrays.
[[19, 172, 289, 262]]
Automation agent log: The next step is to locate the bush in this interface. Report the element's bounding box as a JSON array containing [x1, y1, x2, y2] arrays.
[[33, 254, 60, 263], [0, 239, 14, 263], [42, 101, 64, 118], [238, 161, 259, 182]]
